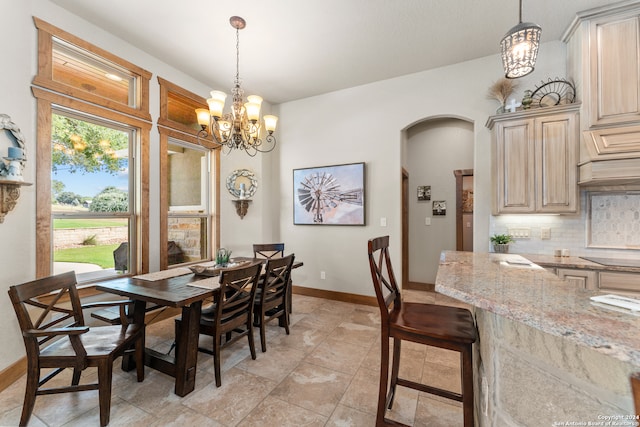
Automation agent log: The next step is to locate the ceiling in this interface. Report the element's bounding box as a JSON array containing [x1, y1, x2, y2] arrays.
[[50, 0, 617, 104]]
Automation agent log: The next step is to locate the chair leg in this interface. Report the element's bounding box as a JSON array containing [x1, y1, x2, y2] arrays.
[[97, 359, 113, 427], [388, 338, 401, 410], [461, 345, 474, 427], [248, 317, 257, 360], [259, 313, 267, 353], [72, 367, 82, 385], [20, 363, 39, 427], [213, 335, 222, 387], [376, 334, 390, 426]]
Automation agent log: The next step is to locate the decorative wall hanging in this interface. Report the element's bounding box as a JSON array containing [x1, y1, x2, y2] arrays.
[[293, 162, 365, 225], [0, 114, 31, 223], [226, 169, 257, 219], [417, 185, 431, 201], [432, 200, 447, 216]]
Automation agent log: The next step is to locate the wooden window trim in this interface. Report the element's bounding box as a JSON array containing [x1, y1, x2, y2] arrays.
[[158, 127, 219, 270], [32, 87, 151, 279], [33, 17, 152, 122]]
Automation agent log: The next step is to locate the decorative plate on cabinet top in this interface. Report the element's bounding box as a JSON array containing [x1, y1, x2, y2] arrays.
[[530, 78, 576, 108]]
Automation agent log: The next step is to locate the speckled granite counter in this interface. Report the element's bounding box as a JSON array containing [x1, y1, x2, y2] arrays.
[[435, 250, 640, 365], [435, 251, 639, 426]]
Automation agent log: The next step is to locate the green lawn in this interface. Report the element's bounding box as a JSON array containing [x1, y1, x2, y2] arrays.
[[54, 244, 120, 269], [54, 218, 127, 229]]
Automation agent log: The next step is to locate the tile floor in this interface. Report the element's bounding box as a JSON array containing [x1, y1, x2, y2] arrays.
[[0, 289, 470, 426]]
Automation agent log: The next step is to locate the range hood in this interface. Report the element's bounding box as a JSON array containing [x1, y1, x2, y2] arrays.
[[578, 127, 640, 186]]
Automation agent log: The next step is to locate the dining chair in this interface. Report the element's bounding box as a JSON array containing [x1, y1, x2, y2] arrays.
[[175, 262, 262, 387], [367, 236, 477, 427], [253, 253, 295, 352], [252, 243, 285, 259], [7, 271, 145, 427]]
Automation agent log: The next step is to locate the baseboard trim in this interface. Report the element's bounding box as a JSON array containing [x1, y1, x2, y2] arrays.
[[292, 285, 377, 307], [0, 356, 26, 394], [405, 281, 434, 291]]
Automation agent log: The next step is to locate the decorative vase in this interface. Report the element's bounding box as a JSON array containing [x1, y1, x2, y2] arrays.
[[493, 243, 510, 253], [522, 90, 533, 110]]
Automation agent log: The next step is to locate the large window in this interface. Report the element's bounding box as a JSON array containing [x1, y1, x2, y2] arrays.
[[33, 18, 151, 280], [158, 77, 219, 270], [51, 111, 137, 281], [166, 139, 211, 266]]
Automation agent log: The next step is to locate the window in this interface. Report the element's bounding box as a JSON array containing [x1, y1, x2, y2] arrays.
[[158, 77, 219, 269], [33, 18, 151, 280], [166, 139, 210, 266], [51, 111, 137, 281]]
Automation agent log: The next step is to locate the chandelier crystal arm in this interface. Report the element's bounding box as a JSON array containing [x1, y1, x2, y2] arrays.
[[195, 16, 277, 155]]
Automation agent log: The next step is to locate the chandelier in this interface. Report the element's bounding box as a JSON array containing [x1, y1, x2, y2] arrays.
[[500, 0, 541, 79], [195, 16, 278, 156]]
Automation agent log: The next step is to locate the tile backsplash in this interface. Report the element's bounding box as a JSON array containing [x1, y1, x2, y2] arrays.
[[490, 191, 640, 259]]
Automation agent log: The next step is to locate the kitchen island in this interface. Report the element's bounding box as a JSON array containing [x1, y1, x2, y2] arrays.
[[435, 251, 640, 427]]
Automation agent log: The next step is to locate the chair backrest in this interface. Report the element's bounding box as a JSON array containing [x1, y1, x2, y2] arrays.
[[253, 243, 285, 259], [368, 236, 401, 322], [7, 271, 84, 352], [259, 254, 295, 305], [214, 262, 262, 331]]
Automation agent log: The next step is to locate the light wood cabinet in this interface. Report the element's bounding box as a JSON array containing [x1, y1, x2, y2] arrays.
[[599, 271, 640, 296], [487, 104, 580, 214], [564, 3, 640, 185], [557, 268, 598, 290]]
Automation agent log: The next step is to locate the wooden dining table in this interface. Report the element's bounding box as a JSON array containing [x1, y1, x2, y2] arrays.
[[95, 257, 303, 397]]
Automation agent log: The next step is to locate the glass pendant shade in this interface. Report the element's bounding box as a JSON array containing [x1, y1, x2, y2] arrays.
[[501, 21, 541, 78], [263, 115, 278, 133]]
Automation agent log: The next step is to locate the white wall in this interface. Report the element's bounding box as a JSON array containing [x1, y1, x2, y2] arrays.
[[277, 41, 568, 297], [406, 119, 474, 284]]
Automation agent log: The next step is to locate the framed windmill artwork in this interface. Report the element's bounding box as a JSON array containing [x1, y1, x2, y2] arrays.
[[293, 162, 365, 225]]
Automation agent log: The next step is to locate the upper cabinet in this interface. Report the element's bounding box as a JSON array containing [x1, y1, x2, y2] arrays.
[[564, 2, 640, 185], [487, 104, 580, 215]]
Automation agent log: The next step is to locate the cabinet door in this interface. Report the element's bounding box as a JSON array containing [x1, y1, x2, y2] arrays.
[[599, 271, 640, 296], [589, 14, 640, 127], [557, 268, 597, 290], [495, 119, 535, 213], [535, 112, 578, 213]]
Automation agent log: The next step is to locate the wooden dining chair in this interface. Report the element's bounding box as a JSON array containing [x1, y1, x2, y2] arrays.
[[7, 271, 145, 427], [367, 236, 477, 427], [253, 253, 295, 352], [253, 243, 285, 259], [175, 262, 262, 387]]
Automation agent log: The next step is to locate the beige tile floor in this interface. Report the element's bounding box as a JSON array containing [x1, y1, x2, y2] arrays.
[[0, 289, 469, 426]]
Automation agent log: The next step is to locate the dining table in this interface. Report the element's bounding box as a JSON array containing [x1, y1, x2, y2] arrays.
[[95, 257, 303, 397]]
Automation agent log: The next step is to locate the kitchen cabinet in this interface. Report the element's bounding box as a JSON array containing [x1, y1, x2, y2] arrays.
[[599, 271, 640, 296], [564, 3, 640, 184], [487, 104, 580, 214], [556, 267, 597, 290]]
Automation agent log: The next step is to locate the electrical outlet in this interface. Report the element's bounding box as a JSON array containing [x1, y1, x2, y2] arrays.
[[541, 227, 551, 240], [320, 271, 326, 280], [508, 227, 531, 238], [425, 217, 431, 226]]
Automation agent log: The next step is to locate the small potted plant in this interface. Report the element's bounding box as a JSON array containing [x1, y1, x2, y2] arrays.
[[490, 234, 514, 253]]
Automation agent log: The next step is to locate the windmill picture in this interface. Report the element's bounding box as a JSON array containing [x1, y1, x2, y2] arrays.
[[293, 163, 365, 225]]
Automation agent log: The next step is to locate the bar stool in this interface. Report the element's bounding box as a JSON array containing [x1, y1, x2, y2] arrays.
[[367, 236, 477, 426]]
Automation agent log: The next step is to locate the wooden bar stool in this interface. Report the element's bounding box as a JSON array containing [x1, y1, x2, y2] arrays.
[[367, 236, 477, 426]]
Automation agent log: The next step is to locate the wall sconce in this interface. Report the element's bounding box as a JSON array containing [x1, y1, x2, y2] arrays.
[[232, 199, 251, 219]]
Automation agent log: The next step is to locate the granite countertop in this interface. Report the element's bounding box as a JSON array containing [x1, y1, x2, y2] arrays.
[[435, 251, 640, 366], [522, 254, 640, 273]]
